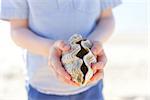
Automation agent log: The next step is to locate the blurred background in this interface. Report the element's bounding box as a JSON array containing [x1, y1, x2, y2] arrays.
[[0, 0, 149, 100]]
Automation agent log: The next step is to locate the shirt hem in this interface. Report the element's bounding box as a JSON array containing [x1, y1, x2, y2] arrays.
[[29, 82, 99, 96]]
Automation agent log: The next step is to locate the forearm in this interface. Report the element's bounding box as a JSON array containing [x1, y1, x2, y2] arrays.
[[11, 27, 54, 57], [88, 13, 115, 43]]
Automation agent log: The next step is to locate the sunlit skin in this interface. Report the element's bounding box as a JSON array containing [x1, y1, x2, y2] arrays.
[[10, 8, 115, 86]]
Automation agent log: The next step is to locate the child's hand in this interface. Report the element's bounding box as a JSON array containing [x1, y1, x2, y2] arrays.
[[48, 40, 79, 86], [89, 41, 107, 84]]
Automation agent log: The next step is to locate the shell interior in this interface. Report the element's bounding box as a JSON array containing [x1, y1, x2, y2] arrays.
[[76, 40, 89, 83]]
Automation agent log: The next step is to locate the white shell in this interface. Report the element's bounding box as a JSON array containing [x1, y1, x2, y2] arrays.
[[61, 34, 97, 86]]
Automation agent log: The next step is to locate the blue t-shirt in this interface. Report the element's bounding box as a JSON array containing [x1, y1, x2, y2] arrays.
[[1, 0, 121, 95]]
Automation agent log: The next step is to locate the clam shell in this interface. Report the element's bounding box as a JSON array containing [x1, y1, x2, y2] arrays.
[[61, 34, 97, 86]]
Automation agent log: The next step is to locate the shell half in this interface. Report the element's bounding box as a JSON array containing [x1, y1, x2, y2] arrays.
[[61, 34, 97, 86]]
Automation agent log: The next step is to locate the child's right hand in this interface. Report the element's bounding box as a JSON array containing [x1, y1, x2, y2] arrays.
[[48, 40, 79, 86]]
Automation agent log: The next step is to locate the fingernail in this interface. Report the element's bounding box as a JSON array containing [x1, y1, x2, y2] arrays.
[[92, 47, 96, 51]]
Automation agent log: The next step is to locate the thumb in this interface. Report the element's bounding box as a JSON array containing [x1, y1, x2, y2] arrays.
[[54, 40, 70, 52], [91, 41, 103, 56]]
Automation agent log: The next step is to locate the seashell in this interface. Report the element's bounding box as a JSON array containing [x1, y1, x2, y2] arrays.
[[61, 34, 97, 86]]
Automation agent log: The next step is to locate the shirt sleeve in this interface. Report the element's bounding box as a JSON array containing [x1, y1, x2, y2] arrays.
[[0, 0, 29, 20], [100, 0, 122, 11]]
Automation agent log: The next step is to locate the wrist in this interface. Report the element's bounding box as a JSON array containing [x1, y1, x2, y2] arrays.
[[47, 40, 55, 57]]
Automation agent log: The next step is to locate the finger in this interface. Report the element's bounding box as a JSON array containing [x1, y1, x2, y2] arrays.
[[91, 41, 103, 56], [97, 50, 107, 67], [55, 40, 70, 52], [52, 58, 80, 87], [57, 74, 79, 87], [90, 70, 104, 83], [51, 56, 71, 80], [91, 62, 104, 73], [66, 79, 80, 86]]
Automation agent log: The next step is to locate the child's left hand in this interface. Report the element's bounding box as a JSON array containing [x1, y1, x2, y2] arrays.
[[89, 41, 107, 84]]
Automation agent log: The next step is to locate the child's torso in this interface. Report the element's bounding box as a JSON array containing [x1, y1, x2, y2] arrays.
[[26, 0, 102, 95]]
